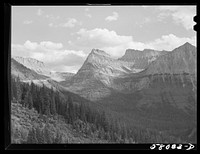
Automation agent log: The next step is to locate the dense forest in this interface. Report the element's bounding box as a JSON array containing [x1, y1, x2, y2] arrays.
[[11, 76, 184, 143]]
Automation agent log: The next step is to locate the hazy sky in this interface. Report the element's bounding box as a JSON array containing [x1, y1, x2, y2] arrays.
[[12, 5, 196, 73]]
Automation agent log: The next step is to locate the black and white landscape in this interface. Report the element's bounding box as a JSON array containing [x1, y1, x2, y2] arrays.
[[11, 6, 197, 144]]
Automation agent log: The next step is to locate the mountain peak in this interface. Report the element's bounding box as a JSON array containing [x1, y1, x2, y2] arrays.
[[172, 42, 196, 54], [90, 49, 111, 57], [13, 56, 45, 67], [183, 42, 192, 46]]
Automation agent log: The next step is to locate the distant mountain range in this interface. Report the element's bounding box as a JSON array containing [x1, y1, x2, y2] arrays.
[[11, 42, 197, 142]]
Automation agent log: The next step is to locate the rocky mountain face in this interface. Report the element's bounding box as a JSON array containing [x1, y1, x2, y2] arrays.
[[11, 58, 47, 80], [13, 56, 49, 76], [13, 56, 75, 82], [11, 58, 70, 91], [119, 49, 168, 69], [66, 48, 167, 100]]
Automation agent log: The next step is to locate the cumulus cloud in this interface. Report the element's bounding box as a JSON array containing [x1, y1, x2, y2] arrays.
[[24, 40, 38, 50], [12, 40, 87, 73], [105, 12, 119, 21], [147, 34, 196, 51], [76, 28, 132, 48], [75, 28, 196, 57], [158, 6, 196, 30]]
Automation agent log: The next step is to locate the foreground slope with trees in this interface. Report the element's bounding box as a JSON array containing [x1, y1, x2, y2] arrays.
[[11, 76, 193, 144]]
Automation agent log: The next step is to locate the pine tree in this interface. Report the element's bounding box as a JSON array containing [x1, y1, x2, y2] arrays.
[[50, 88, 56, 115], [53, 131, 62, 143], [15, 76, 22, 103], [43, 125, 52, 143], [35, 126, 45, 144], [38, 89, 44, 114], [27, 128, 38, 144], [11, 77, 18, 103], [22, 90, 29, 107], [43, 91, 50, 116], [27, 93, 33, 109]]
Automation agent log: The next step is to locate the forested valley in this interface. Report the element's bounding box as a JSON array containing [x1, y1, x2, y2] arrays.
[[11, 76, 185, 144]]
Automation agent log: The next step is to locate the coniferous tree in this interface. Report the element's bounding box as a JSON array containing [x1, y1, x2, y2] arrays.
[[21, 90, 28, 107], [53, 131, 62, 143], [35, 126, 45, 144], [27, 128, 38, 144], [27, 93, 33, 109], [15, 76, 22, 103], [43, 125, 52, 143], [50, 88, 56, 115]]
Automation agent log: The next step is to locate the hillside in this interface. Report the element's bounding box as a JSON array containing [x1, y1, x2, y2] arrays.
[[11, 77, 185, 144], [11, 102, 108, 143]]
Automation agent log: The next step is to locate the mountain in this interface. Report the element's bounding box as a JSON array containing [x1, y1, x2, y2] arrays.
[[11, 42, 197, 143], [145, 42, 196, 75], [66, 48, 168, 100], [66, 49, 150, 100], [11, 58, 47, 80], [13, 56, 50, 76], [119, 49, 168, 69], [63, 43, 196, 142], [11, 58, 66, 91], [13, 56, 75, 82], [102, 42, 197, 134]]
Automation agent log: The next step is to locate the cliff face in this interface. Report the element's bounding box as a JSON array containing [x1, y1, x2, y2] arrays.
[[68, 49, 145, 100], [119, 49, 168, 69], [145, 42, 196, 75], [111, 43, 196, 118]]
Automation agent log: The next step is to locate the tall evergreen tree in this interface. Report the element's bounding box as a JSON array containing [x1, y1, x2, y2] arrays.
[[35, 126, 45, 144], [15, 76, 22, 103], [27, 128, 38, 144], [50, 88, 56, 115]]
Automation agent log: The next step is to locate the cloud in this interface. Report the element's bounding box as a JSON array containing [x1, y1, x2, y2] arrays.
[[105, 12, 119, 21], [40, 41, 63, 50], [12, 40, 87, 73], [85, 13, 92, 18], [37, 8, 44, 16], [157, 6, 196, 30], [45, 14, 60, 20], [49, 18, 81, 28], [23, 20, 33, 24], [75, 28, 196, 57], [24, 40, 38, 50], [85, 8, 89, 12], [147, 34, 196, 51], [84, 8, 92, 18], [76, 28, 132, 48]]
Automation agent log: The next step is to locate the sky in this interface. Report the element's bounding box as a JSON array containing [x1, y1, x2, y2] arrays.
[[11, 5, 196, 73]]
